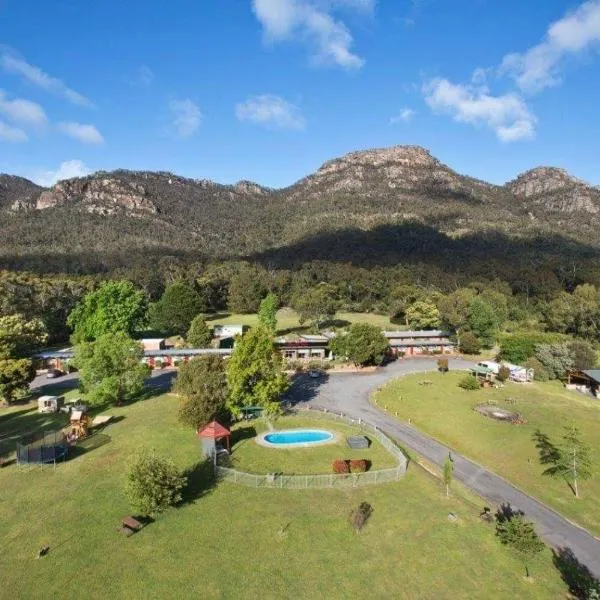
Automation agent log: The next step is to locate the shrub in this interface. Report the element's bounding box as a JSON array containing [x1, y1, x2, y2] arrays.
[[332, 459, 350, 474], [349, 502, 373, 532], [459, 332, 480, 355], [496, 365, 511, 382], [437, 358, 449, 373], [498, 332, 564, 364], [524, 357, 550, 381], [350, 459, 368, 473], [534, 343, 574, 380], [124, 450, 186, 517], [458, 375, 480, 390]]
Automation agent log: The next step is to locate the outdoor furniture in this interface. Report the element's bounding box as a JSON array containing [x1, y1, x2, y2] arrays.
[[122, 516, 144, 531], [92, 415, 112, 428], [347, 435, 370, 450], [117, 526, 135, 537]]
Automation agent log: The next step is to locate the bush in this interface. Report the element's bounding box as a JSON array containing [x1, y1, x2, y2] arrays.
[[458, 375, 480, 390], [350, 459, 368, 473], [124, 450, 186, 517], [534, 343, 574, 380], [459, 332, 480, 354], [349, 502, 373, 532], [524, 357, 550, 381], [498, 332, 564, 364], [437, 358, 449, 372], [332, 459, 350, 474], [496, 365, 511, 382]]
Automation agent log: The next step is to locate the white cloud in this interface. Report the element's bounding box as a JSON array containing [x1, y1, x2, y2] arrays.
[[0, 120, 28, 142], [390, 107, 416, 124], [169, 98, 202, 138], [423, 78, 536, 142], [0, 90, 47, 124], [0, 49, 93, 107], [32, 160, 90, 187], [58, 122, 104, 144], [501, 0, 600, 92], [252, 0, 366, 69], [236, 95, 306, 130]]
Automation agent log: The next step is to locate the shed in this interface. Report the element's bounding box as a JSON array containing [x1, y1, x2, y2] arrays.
[[198, 420, 231, 461], [566, 370, 600, 397]]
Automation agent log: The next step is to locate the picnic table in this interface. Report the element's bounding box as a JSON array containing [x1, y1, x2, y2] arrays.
[[118, 516, 144, 536]]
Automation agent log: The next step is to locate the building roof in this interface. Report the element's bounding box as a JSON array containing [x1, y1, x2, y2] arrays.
[[389, 340, 455, 347], [197, 420, 230, 439], [583, 370, 600, 384], [35, 348, 232, 359], [383, 330, 450, 339], [140, 338, 165, 343]]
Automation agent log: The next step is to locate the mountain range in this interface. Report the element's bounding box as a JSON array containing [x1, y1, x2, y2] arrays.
[[2, 145, 600, 274]]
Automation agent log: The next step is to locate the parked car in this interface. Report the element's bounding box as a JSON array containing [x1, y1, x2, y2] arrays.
[[46, 369, 63, 379]]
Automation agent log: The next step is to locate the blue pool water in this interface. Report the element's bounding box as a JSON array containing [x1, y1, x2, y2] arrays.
[[264, 429, 333, 446]]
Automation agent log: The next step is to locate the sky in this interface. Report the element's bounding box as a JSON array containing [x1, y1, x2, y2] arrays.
[[1, 0, 599, 188]]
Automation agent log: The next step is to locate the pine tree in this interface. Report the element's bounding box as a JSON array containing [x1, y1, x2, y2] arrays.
[[496, 513, 545, 578], [443, 454, 454, 497], [555, 424, 593, 498]]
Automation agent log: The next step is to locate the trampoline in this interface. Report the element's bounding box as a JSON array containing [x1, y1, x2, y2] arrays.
[[17, 431, 69, 468]]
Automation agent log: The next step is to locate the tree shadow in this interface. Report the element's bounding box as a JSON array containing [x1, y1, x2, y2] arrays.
[[180, 459, 217, 505], [284, 372, 331, 406], [494, 502, 524, 524], [230, 425, 257, 450], [203, 313, 232, 323], [67, 433, 112, 460], [552, 547, 600, 599], [319, 319, 351, 330]]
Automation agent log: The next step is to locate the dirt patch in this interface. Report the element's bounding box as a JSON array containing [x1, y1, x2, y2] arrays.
[[474, 404, 527, 425]]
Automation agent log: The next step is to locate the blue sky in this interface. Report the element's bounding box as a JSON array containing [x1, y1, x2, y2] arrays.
[[1, 0, 599, 188]]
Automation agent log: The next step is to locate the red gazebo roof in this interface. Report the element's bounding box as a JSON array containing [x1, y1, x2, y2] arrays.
[[197, 420, 230, 440]]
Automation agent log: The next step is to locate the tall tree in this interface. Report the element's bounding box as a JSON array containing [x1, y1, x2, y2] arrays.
[[226, 326, 289, 417], [227, 264, 268, 314], [389, 284, 423, 326], [67, 280, 148, 342], [0, 314, 47, 405], [443, 454, 454, 498], [534, 343, 574, 380], [186, 316, 213, 348], [496, 513, 545, 578], [175, 355, 229, 430], [73, 332, 150, 406], [568, 340, 597, 370], [258, 293, 278, 334], [149, 282, 204, 336], [555, 424, 593, 499], [292, 284, 338, 330], [334, 324, 389, 366], [468, 298, 499, 348], [438, 288, 476, 346], [405, 300, 441, 330]]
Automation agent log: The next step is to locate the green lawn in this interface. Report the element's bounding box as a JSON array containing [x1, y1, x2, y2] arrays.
[[228, 415, 398, 474], [0, 395, 569, 599], [374, 371, 600, 536], [205, 308, 398, 335]]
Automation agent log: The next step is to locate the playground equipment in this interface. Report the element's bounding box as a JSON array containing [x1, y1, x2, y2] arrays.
[[16, 431, 69, 468], [67, 410, 90, 442]]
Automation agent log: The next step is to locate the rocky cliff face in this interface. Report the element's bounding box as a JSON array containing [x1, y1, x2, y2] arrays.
[[0, 175, 43, 211], [507, 167, 600, 214]]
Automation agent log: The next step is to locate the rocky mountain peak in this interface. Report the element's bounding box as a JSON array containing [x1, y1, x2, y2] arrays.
[[234, 180, 270, 195], [507, 167, 590, 198]]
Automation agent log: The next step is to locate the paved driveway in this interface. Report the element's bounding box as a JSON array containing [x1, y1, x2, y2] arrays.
[[288, 358, 600, 579]]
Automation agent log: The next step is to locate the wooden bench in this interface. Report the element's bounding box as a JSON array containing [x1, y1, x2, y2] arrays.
[[118, 516, 144, 536]]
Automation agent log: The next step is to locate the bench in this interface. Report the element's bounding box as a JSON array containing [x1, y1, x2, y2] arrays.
[[122, 516, 144, 531], [347, 435, 370, 450], [117, 526, 136, 537]]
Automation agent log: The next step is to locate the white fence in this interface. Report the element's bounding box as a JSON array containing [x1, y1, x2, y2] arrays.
[[215, 407, 408, 489]]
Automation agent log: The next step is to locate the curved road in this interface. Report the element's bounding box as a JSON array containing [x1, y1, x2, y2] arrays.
[[288, 358, 600, 579]]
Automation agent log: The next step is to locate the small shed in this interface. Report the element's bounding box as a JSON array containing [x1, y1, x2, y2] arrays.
[[470, 366, 494, 381], [198, 421, 231, 462], [38, 395, 64, 414], [566, 370, 600, 397]]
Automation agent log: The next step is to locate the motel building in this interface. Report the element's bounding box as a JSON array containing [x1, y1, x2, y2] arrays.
[[275, 334, 334, 361], [384, 330, 455, 356]]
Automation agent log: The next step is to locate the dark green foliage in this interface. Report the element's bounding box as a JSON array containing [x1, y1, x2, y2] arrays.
[[149, 282, 204, 336], [292, 283, 338, 330], [227, 264, 268, 314], [258, 292, 278, 333], [534, 343, 574, 380], [498, 332, 563, 364], [468, 298, 499, 349], [459, 332, 480, 355], [186, 316, 213, 348], [458, 375, 480, 390], [497, 366, 511, 382], [568, 340, 597, 370], [73, 332, 150, 406], [495, 510, 545, 577], [67, 280, 148, 342], [125, 450, 186, 517], [335, 324, 389, 366], [175, 355, 229, 431], [349, 502, 373, 532]]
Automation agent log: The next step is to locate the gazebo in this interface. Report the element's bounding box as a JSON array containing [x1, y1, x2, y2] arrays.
[[197, 420, 231, 462]]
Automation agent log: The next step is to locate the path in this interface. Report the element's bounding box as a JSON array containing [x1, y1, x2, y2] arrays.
[[287, 358, 600, 579]]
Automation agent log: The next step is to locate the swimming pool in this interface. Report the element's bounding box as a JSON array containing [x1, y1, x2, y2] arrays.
[[261, 429, 334, 447]]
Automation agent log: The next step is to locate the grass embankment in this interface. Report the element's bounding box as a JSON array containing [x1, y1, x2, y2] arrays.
[[0, 395, 568, 599], [374, 371, 600, 536], [228, 415, 398, 475], [205, 308, 397, 335]]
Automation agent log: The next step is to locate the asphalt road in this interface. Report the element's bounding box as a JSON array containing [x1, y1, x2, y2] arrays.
[[288, 358, 600, 579]]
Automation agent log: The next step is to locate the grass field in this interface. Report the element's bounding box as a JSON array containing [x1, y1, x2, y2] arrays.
[[374, 371, 600, 536], [205, 308, 398, 335], [228, 415, 398, 474], [0, 394, 570, 599]]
